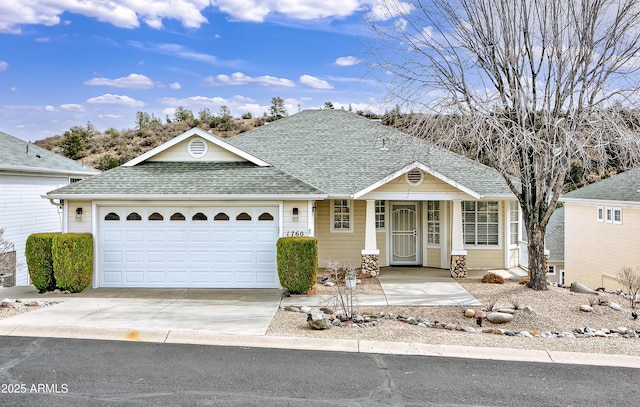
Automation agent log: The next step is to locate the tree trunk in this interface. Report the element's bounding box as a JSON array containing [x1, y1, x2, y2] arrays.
[[527, 226, 548, 291]]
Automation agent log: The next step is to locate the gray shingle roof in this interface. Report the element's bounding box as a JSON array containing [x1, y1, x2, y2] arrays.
[[46, 161, 324, 197], [546, 207, 564, 262], [562, 168, 640, 202], [226, 110, 511, 197], [0, 131, 99, 175]]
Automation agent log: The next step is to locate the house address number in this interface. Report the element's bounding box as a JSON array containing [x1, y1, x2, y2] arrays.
[[286, 231, 305, 237]]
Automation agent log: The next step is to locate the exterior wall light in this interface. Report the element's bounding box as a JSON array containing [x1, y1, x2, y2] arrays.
[[76, 207, 83, 221], [292, 207, 299, 222]]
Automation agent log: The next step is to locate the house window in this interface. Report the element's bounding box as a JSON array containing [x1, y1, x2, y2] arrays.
[[548, 265, 556, 275], [597, 206, 604, 222], [258, 212, 274, 221], [613, 207, 622, 224], [214, 212, 230, 221], [126, 212, 142, 221], [148, 212, 164, 221], [426, 201, 440, 245], [170, 212, 186, 221], [104, 212, 120, 221], [192, 212, 208, 221], [331, 200, 352, 232], [462, 201, 499, 246], [509, 201, 519, 245], [606, 207, 613, 223], [236, 212, 251, 221], [375, 200, 385, 229]]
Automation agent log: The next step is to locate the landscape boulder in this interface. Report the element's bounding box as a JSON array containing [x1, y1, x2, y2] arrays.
[[570, 282, 597, 295], [307, 310, 332, 330], [486, 312, 514, 324]]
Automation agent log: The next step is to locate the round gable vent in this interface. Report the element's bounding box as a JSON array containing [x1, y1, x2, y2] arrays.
[[406, 169, 424, 186], [188, 138, 208, 158]]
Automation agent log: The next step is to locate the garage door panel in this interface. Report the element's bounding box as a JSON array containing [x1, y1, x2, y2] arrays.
[[99, 206, 279, 288]]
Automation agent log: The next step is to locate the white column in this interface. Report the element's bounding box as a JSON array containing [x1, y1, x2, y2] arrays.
[[307, 200, 315, 237], [451, 200, 467, 256], [363, 199, 379, 253]]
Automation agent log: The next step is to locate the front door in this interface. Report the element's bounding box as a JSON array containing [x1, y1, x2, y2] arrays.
[[390, 202, 420, 265]]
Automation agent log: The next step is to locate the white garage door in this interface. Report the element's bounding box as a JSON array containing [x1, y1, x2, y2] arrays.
[[98, 206, 280, 288]]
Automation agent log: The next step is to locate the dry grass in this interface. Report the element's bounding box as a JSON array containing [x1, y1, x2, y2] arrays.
[[268, 278, 640, 356]]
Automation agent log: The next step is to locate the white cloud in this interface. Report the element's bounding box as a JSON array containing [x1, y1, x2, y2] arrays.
[[60, 104, 86, 112], [335, 56, 362, 66], [45, 105, 56, 111], [86, 94, 145, 107], [205, 72, 296, 87], [130, 42, 221, 65], [299, 75, 333, 89], [84, 73, 156, 89], [366, 0, 414, 21], [0, 1, 211, 34], [211, 0, 365, 23], [169, 82, 181, 89], [0, 61, 8, 71]]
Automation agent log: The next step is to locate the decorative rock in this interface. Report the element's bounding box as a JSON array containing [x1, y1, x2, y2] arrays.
[[580, 305, 594, 312], [570, 282, 597, 294], [323, 281, 335, 287], [522, 306, 535, 314], [464, 309, 475, 318], [300, 306, 311, 313], [487, 312, 514, 324], [609, 302, 622, 311], [307, 311, 332, 330], [473, 310, 487, 319], [464, 327, 477, 333], [594, 330, 607, 337], [319, 307, 334, 314], [283, 305, 300, 312], [497, 308, 515, 314]]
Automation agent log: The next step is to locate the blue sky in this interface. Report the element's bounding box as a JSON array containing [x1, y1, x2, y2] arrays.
[[0, 1, 407, 141]]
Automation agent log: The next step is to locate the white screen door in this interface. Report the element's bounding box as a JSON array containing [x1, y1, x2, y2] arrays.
[[391, 202, 420, 265]]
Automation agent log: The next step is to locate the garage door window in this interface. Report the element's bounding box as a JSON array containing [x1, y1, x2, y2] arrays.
[[214, 212, 229, 221], [259, 212, 274, 221], [236, 212, 251, 221], [170, 212, 186, 221], [192, 212, 208, 221], [126, 212, 142, 221], [148, 212, 163, 221], [104, 212, 120, 221]]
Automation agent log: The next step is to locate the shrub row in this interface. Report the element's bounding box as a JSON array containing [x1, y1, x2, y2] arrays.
[[277, 237, 318, 294], [26, 233, 93, 293]]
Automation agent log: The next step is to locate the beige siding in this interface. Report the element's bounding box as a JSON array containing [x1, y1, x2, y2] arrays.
[[547, 262, 565, 284], [373, 173, 459, 194], [426, 248, 441, 267], [377, 230, 388, 267], [466, 249, 504, 269], [67, 200, 92, 233], [283, 201, 309, 236], [316, 200, 366, 266], [565, 203, 640, 290], [148, 137, 245, 162]]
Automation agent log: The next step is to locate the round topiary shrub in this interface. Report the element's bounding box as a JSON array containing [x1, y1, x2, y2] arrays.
[[52, 233, 93, 293]]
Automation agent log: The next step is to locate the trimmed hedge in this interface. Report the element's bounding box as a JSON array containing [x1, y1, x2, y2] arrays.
[[25, 233, 59, 293], [52, 233, 93, 293], [277, 237, 318, 294]]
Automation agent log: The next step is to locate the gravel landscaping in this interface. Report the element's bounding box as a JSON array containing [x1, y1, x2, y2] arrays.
[[267, 277, 640, 357]]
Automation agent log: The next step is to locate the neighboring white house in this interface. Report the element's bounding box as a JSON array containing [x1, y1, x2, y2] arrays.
[[0, 131, 99, 286]]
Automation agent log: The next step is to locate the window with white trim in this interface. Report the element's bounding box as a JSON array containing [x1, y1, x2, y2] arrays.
[[548, 265, 556, 275], [331, 200, 352, 232], [509, 201, 519, 245], [613, 207, 622, 224], [375, 200, 385, 229], [606, 207, 613, 223], [462, 201, 499, 246], [426, 201, 440, 245], [597, 206, 604, 222]]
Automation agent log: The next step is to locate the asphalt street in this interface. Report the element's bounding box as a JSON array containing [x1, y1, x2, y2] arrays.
[[1, 336, 638, 406]]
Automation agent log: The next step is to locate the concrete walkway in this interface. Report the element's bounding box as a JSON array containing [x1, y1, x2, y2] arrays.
[[1, 268, 639, 369]]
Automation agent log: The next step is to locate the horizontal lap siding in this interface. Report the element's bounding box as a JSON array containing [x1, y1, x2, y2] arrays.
[[67, 200, 93, 233], [565, 204, 640, 290], [374, 173, 459, 193], [316, 200, 365, 267], [148, 138, 244, 162], [426, 248, 440, 267], [466, 249, 504, 269]]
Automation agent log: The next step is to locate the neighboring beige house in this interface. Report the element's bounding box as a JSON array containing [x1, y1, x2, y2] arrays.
[[561, 169, 640, 290], [0, 131, 99, 286], [45, 110, 523, 289]]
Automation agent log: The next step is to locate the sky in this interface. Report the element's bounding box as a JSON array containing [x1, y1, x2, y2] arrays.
[[0, 1, 408, 142]]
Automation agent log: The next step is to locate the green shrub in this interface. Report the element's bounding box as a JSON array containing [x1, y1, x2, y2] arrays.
[[481, 272, 505, 284], [25, 233, 59, 292], [52, 233, 93, 293], [277, 237, 318, 294]]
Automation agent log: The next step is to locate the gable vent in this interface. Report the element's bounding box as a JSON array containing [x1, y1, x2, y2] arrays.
[[406, 169, 424, 186], [188, 138, 208, 158]]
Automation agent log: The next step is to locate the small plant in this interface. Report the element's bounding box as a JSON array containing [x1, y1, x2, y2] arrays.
[[482, 272, 505, 284], [510, 298, 521, 310], [325, 258, 342, 280], [325, 258, 358, 319], [618, 266, 640, 309], [588, 295, 600, 307], [483, 297, 499, 311], [344, 265, 357, 280], [519, 276, 530, 285]]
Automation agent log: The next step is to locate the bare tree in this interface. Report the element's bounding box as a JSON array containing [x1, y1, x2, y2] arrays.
[[369, 0, 640, 290], [0, 228, 15, 283], [618, 266, 640, 308]]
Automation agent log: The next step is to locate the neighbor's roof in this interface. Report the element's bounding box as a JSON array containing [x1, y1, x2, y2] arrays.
[[0, 131, 99, 176], [226, 109, 512, 198], [562, 168, 640, 203], [545, 207, 564, 262], [45, 161, 325, 199]]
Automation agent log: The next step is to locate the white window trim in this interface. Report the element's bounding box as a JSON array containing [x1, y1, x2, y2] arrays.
[[330, 199, 353, 233], [548, 265, 556, 276], [462, 201, 501, 248], [613, 207, 622, 224], [375, 200, 386, 230], [426, 201, 440, 247], [509, 201, 519, 247], [605, 207, 613, 224], [597, 206, 604, 222]]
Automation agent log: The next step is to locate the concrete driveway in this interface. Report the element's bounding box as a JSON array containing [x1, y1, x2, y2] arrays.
[[0, 287, 283, 339]]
